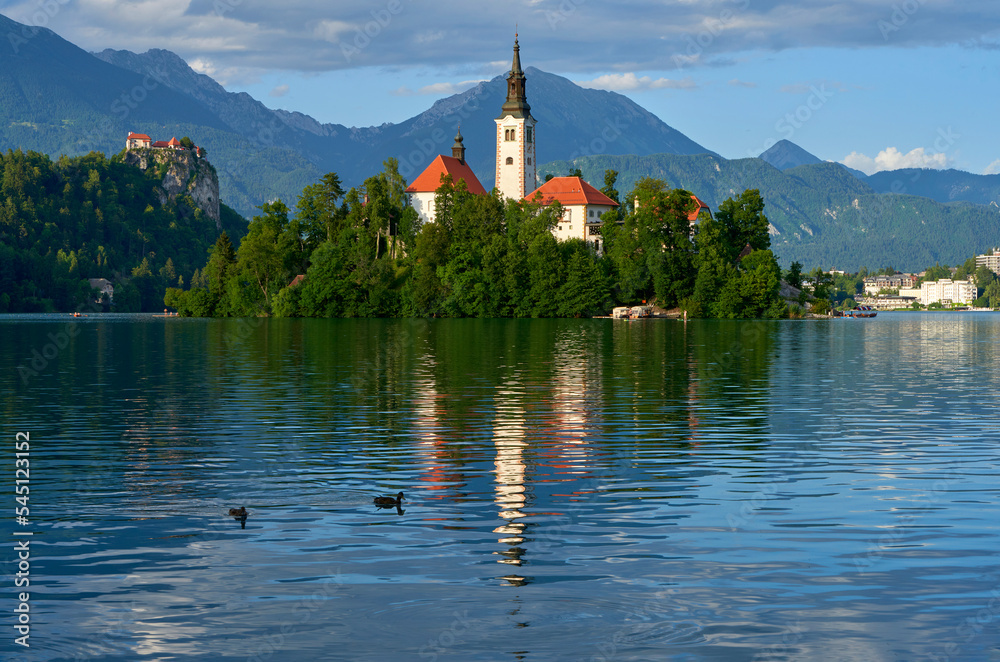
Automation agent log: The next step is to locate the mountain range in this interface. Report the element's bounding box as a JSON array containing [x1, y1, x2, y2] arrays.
[[2, 13, 999, 271]]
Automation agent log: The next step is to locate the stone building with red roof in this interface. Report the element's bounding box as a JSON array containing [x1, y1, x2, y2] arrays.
[[405, 129, 486, 224], [525, 176, 619, 252], [126, 132, 151, 149]]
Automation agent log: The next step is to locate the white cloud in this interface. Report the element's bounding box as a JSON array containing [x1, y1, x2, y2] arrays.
[[19, 0, 1000, 77], [313, 20, 354, 43], [269, 84, 290, 97], [984, 159, 1000, 175], [391, 79, 486, 96], [841, 147, 952, 175], [189, 58, 217, 77], [574, 73, 696, 92], [414, 30, 445, 44], [728, 78, 756, 88]]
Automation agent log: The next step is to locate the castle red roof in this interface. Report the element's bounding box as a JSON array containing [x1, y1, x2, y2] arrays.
[[525, 176, 619, 207], [167, 137, 181, 146], [405, 155, 487, 195], [127, 132, 151, 141]]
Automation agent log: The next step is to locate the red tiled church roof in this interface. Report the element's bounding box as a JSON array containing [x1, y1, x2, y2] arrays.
[[690, 195, 711, 221], [405, 155, 487, 195], [525, 176, 619, 207]]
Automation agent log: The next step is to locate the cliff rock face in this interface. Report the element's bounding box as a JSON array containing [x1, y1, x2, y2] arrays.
[[122, 148, 221, 229]]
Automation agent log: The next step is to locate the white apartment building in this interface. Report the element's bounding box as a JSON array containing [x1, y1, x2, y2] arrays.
[[920, 279, 977, 306], [976, 250, 1000, 276], [863, 274, 916, 295]]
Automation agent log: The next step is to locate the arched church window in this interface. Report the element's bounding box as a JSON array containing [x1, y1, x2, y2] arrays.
[[505, 157, 514, 165], [526, 127, 533, 143]]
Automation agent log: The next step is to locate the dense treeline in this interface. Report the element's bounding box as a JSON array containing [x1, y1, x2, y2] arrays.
[[0, 148, 245, 312], [166, 162, 787, 319], [540, 154, 1000, 272]]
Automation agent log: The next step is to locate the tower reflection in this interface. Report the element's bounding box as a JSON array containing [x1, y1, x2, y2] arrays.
[[493, 384, 528, 586]]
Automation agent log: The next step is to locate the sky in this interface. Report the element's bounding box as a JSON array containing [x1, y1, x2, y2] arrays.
[[3, 0, 999, 175]]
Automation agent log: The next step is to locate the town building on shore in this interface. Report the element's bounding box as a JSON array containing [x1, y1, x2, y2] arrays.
[[976, 250, 1000, 276], [920, 279, 976, 306], [863, 273, 916, 295]]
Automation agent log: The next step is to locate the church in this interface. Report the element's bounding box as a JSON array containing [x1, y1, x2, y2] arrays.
[[405, 35, 540, 212], [406, 37, 712, 254]]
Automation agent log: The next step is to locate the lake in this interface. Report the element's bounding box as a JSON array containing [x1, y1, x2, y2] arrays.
[[2, 313, 1000, 661]]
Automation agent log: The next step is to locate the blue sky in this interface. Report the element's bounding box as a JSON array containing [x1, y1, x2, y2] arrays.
[[3, 0, 999, 175]]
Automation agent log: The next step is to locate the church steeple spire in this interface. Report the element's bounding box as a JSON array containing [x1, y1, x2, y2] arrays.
[[511, 32, 522, 77], [451, 127, 466, 164], [498, 34, 532, 120]]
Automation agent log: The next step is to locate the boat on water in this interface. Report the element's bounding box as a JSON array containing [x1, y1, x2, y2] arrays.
[[612, 305, 652, 319], [843, 305, 877, 318]]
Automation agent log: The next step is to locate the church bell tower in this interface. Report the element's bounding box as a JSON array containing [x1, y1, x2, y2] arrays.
[[495, 36, 537, 200]]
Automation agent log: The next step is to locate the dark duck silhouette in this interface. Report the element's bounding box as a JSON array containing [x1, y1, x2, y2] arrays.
[[229, 506, 248, 528], [374, 491, 404, 508]]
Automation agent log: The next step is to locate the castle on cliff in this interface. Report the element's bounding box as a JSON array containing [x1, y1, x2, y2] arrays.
[[126, 133, 202, 157]]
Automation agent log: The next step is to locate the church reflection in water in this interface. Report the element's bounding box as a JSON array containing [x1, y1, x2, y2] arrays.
[[492, 385, 529, 586], [408, 323, 708, 587]]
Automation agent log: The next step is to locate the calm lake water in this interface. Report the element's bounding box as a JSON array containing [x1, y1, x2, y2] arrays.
[[2, 313, 1000, 661]]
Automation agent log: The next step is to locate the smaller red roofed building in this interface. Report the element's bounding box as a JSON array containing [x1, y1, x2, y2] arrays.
[[525, 176, 619, 251], [634, 193, 713, 230], [126, 132, 151, 149], [405, 129, 487, 224], [151, 137, 184, 149], [689, 195, 712, 224]]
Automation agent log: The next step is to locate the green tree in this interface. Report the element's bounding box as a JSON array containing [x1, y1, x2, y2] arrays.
[[985, 279, 1000, 308], [974, 265, 996, 289], [558, 241, 608, 317], [296, 172, 345, 243], [691, 189, 773, 316], [601, 170, 620, 204], [233, 201, 293, 313], [954, 256, 977, 281], [712, 249, 785, 319], [204, 232, 237, 313], [921, 263, 951, 284], [712, 188, 771, 264], [785, 261, 803, 289]]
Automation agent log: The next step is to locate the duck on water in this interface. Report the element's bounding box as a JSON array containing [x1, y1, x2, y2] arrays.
[[374, 492, 404, 507]]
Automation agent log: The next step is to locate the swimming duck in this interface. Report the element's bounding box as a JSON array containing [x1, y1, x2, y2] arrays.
[[229, 507, 248, 517], [373, 492, 404, 507]]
